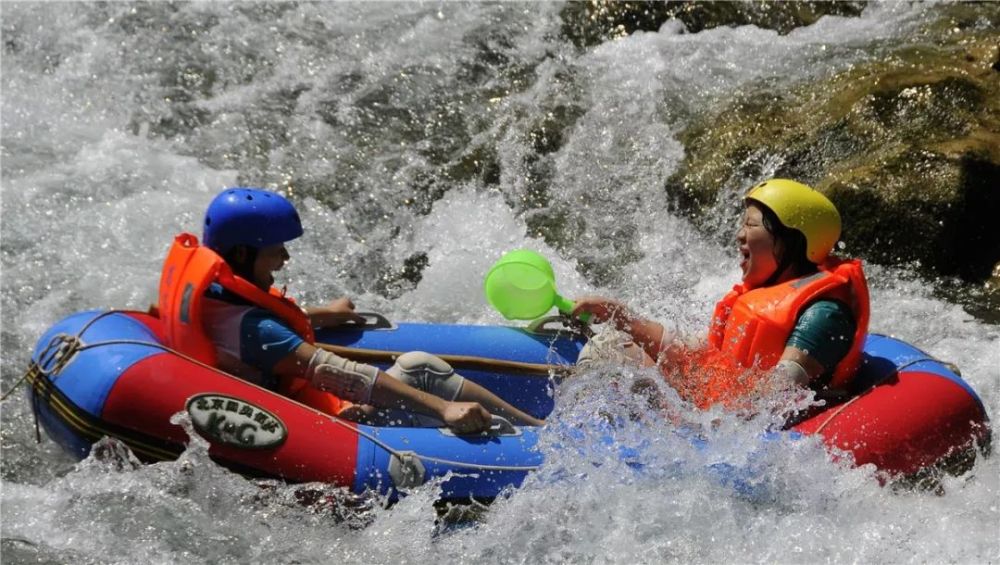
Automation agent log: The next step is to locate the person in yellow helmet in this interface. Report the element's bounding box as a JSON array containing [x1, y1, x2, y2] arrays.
[[573, 179, 870, 409]]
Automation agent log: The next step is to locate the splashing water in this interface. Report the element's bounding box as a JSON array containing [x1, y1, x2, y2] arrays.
[[3, 3, 998, 563]]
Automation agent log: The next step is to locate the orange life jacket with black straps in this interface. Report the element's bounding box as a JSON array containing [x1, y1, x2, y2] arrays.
[[670, 258, 869, 409], [157, 233, 346, 416]]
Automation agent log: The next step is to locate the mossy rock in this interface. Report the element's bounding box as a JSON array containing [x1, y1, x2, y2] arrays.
[[667, 30, 1000, 283]]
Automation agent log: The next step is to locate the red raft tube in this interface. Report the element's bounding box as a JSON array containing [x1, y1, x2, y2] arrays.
[[790, 333, 991, 481]]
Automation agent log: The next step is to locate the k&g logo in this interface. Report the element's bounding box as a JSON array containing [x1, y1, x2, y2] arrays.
[[186, 394, 287, 449]]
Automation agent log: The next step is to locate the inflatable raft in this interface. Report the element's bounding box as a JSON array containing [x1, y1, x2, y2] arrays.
[[26, 310, 989, 500], [26, 311, 580, 501]]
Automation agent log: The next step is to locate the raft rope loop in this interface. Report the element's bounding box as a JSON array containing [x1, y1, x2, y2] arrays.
[[13, 309, 542, 476], [3, 332, 91, 402]]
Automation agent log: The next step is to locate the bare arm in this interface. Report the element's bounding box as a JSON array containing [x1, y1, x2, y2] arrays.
[[774, 347, 826, 387], [742, 347, 833, 408], [304, 297, 365, 328], [572, 296, 689, 366]]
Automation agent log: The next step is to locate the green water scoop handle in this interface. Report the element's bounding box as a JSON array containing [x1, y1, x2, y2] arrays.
[[552, 294, 581, 318]]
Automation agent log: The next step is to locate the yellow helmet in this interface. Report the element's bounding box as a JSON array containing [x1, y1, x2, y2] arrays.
[[745, 179, 841, 264]]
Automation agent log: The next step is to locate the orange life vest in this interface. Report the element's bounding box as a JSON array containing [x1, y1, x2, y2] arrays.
[[157, 233, 346, 416], [670, 258, 869, 409]]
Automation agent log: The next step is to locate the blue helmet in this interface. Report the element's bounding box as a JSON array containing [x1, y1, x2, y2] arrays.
[[203, 188, 304, 253]]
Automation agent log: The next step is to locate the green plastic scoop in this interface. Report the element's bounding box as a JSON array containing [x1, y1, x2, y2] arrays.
[[483, 249, 585, 321]]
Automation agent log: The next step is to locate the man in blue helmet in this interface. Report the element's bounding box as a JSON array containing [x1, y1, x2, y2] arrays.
[[192, 187, 542, 433]]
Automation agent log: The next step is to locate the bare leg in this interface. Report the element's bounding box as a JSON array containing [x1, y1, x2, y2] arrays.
[[455, 380, 545, 427], [387, 351, 545, 427]]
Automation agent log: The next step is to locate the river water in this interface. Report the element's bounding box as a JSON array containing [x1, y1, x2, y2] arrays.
[[2, 3, 998, 564]]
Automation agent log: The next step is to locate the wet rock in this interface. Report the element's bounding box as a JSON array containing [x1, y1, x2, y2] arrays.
[[561, 1, 866, 48], [372, 251, 430, 299], [666, 28, 1000, 283]]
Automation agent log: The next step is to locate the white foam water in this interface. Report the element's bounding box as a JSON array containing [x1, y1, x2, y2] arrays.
[[2, 3, 997, 563]]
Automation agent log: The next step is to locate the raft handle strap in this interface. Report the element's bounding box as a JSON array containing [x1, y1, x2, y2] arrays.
[[354, 311, 396, 331], [388, 451, 427, 489], [527, 315, 593, 338]]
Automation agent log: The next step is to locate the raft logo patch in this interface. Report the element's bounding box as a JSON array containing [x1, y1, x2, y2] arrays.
[[186, 394, 286, 449]]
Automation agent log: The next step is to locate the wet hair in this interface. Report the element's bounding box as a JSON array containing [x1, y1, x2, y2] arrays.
[[754, 201, 817, 286], [221, 244, 258, 282]]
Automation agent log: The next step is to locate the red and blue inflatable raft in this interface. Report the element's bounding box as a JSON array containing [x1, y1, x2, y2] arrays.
[[26, 310, 990, 499]]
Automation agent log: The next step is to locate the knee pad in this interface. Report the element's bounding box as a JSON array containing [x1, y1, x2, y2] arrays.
[[394, 351, 454, 376], [387, 351, 464, 401]]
